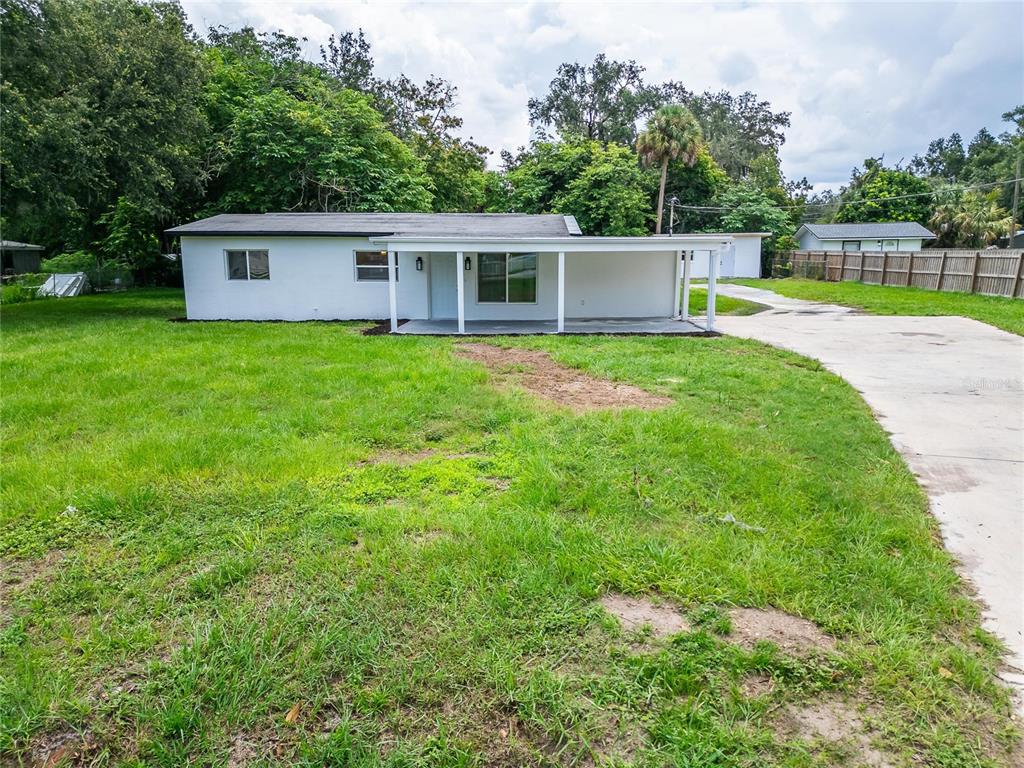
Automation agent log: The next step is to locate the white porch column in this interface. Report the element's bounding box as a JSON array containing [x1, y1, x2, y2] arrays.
[[672, 249, 683, 317], [557, 251, 565, 333], [681, 249, 692, 321], [456, 251, 465, 334], [706, 247, 719, 332], [387, 250, 398, 333]]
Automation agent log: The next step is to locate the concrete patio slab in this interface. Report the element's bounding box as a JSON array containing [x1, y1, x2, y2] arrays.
[[396, 317, 707, 335], [714, 283, 1024, 704]]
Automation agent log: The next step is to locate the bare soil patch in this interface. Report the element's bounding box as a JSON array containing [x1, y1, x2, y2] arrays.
[[455, 343, 673, 412], [28, 727, 98, 767], [776, 698, 894, 768], [739, 672, 775, 699], [359, 448, 437, 466], [728, 607, 836, 654], [600, 593, 691, 638]]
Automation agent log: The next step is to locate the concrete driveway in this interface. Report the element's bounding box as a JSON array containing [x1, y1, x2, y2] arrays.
[[714, 283, 1024, 697]]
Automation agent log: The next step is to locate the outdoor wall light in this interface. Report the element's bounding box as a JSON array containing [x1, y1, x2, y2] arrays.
[[415, 256, 423, 271], [464, 256, 472, 271]]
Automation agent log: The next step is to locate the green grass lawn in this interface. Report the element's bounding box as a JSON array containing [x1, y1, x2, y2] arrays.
[[732, 279, 1024, 336], [685, 289, 767, 317], [1, 290, 1018, 766]]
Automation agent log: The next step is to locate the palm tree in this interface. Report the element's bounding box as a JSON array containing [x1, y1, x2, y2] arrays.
[[636, 105, 703, 234]]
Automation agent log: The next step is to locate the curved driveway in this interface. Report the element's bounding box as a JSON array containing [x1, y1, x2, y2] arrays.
[[714, 283, 1024, 698]]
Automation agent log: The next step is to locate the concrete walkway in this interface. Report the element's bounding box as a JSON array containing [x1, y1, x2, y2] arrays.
[[714, 283, 1024, 697]]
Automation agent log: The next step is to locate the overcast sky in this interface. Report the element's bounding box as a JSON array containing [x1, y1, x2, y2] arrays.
[[180, 1, 1023, 191]]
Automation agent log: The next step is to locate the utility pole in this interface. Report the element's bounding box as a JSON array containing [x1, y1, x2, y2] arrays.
[[1009, 155, 1021, 249], [668, 196, 679, 235]]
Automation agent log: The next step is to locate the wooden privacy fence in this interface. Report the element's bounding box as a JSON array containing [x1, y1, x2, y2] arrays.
[[778, 250, 1024, 298]]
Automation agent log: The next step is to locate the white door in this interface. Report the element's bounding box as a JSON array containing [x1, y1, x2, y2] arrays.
[[430, 253, 457, 318]]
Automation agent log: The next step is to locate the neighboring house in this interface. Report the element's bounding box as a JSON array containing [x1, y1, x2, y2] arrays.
[[167, 213, 761, 333], [0, 241, 44, 275], [794, 222, 935, 252]]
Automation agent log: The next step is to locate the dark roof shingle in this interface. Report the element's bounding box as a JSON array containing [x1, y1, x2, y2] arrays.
[[798, 222, 935, 239], [166, 212, 580, 237]]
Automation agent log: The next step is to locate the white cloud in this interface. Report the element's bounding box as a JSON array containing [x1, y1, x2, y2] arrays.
[[180, 1, 1024, 186]]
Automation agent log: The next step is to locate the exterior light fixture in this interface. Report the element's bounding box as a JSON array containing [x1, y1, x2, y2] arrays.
[[464, 255, 472, 271], [415, 256, 423, 271]]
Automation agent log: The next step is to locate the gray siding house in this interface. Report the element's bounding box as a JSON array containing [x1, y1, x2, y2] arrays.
[[795, 222, 935, 252]]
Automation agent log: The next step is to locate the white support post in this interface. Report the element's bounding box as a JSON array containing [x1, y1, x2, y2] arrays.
[[673, 249, 683, 317], [456, 251, 466, 335], [557, 251, 565, 333], [681, 249, 692, 321], [387, 250, 398, 333], [706, 246, 720, 332]]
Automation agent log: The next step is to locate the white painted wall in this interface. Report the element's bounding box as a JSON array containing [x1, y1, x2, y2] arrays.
[[181, 236, 697, 321], [180, 236, 430, 320], [797, 233, 925, 252], [564, 251, 676, 318]]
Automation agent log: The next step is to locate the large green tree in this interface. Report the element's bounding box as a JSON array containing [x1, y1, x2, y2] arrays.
[[834, 158, 933, 223], [636, 105, 703, 234], [1, 0, 207, 255], [201, 28, 432, 214], [498, 139, 653, 235]]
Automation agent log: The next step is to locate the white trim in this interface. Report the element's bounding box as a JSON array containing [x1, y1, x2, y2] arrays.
[[681, 249, 692, 321], [672, 249, 682, 317], [369, 235, 734, 253], [557, 251, 565, 333], [456, 250, 465, 334], [387, 249, 398, 333]]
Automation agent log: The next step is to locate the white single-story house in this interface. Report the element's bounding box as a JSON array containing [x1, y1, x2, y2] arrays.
[[794, 222, 935, 252], [167, 213, 765, 334]]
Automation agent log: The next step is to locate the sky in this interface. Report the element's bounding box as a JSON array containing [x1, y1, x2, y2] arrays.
[[179, 1, 1024, 191]]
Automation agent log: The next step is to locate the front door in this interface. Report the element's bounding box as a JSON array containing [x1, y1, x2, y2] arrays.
[[429, 253, 457, 318]]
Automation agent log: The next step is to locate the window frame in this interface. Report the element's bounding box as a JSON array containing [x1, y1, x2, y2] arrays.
[[476, 252, 538, 305], [841, 240, 861, 252], [354, 250, 398, 282], [225, 249, 270, 281]]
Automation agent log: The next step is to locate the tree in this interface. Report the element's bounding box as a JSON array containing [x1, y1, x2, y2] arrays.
[[834, 158, 932, 223], [662, 148, 730, 233], [1, 0, 208, 253], [685, 91, 791, 180], [499, 139, 654, 235], [319, 29, 375, 92], [527, 54, 683, 145], [909, 133, 967, 181], [930, 190, 1012, 247], [636, 105, 703, 234], [201, 39, 433, 214], [710, 182, 794, 267]]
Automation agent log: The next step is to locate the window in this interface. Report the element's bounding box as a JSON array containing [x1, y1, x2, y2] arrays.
[[478, 253, 537, 303], [355, 250, 397, 281], [883, 239, 898, 251], [841, 241, 861, 252], [226, 250, 270, 280]]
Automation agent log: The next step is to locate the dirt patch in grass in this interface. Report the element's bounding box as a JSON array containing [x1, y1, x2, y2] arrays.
[[455, 343, 673, 412], [776, 698, 894, 768], [728, 607, 836, 654], [600, 593, 691, 638], [28, 726, 98, 767], [359, 448, 438, 466], [739, 673, 775, 699]]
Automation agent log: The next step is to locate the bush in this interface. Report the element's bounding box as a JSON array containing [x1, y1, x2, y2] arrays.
[[40, 251, 133, 290], [0, 283, 47, 304]]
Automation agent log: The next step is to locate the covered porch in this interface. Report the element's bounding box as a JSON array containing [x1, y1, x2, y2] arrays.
[[371, 234, 731, 335]]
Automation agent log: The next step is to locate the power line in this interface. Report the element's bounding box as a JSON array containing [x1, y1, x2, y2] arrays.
[[671, 177, 1024, 213]]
